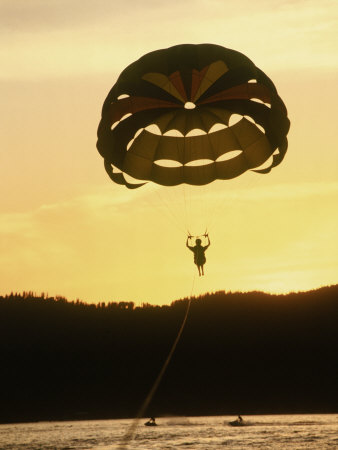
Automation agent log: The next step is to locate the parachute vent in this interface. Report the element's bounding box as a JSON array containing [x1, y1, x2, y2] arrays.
[[184, 102, 196, 109]]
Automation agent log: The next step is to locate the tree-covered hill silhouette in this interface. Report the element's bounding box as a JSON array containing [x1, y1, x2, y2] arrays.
[[0, 286, 337, 423]]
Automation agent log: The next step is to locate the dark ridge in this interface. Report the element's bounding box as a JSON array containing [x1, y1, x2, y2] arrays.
[[0, 286, 337, 423]]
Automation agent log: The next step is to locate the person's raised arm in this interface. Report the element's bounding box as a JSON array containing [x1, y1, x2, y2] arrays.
[[186, 235, 194, 250]]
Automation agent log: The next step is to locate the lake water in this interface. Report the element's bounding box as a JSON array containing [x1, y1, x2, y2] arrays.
[[1, 414, 337, 449]]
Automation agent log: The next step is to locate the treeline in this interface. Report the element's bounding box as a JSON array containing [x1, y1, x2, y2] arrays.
[[0, 286, 337, 423]]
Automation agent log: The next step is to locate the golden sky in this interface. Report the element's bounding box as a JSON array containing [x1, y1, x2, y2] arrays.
[[1, 0, 337, 305]]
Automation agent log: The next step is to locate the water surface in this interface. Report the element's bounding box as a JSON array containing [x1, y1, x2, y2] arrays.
[[1, 414, 337, 449]]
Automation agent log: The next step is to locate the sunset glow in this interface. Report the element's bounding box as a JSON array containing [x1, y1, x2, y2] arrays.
[[1, 0, 337, 305]]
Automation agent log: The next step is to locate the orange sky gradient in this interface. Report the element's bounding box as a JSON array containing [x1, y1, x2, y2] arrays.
[[1, 0, 337, 305]]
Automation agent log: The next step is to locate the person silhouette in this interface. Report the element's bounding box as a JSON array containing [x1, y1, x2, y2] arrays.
[[145, 417, 157, 426], [186, 234, 210, 276]]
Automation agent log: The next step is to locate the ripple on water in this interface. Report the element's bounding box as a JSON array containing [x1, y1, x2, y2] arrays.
[[0, 414, 337, 449]]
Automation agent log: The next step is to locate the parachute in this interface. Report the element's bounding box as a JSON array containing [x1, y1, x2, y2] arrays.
[[96, 43, 290, 190]]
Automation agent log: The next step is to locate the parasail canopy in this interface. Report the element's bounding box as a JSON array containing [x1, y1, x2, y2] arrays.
[[97, 44, 290, 189]]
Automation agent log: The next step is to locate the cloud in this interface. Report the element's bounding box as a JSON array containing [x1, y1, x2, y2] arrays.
[[1, 179, 337, 303], [153, 179, 338, 203], [1, 179, 336, 254], [0, 186, 141, 298], [1, 0, 337, 80], [238, 180, 338, 202], [1, 0, 123, 32]]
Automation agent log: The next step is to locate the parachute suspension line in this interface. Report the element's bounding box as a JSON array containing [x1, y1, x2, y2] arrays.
[[118, 274, 196, 449], [183, 131, 205, 237], [202, 131, 211, 231], [181, 135, 190, 234], [182, 183, 189, 236], [150, 186, 187, 235], [184, 133, 191, 233], [145, 124, 193, 235], [184, 134, 196, 234], [201, 118, 223, 235], [203, 186, 237, 239], [190, 132, 209, 237]]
